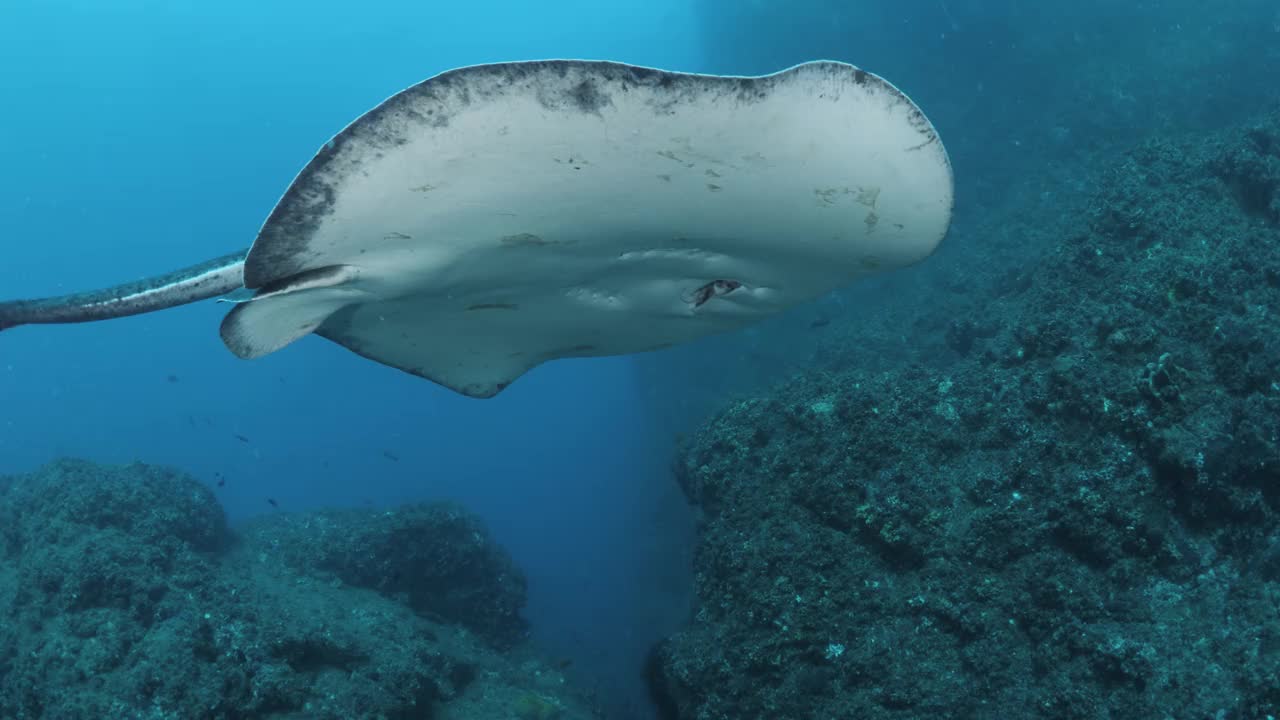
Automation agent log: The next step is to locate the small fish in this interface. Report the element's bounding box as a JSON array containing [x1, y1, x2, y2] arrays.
[[266, 498, 278, 509], [187, 415, 196, 428], [234, 434, 250, 444], [809, 318, 831, 329], [215, 473, 226, 488], [555, 658, 574, 670], [166, 374, 180, 383], [382, 450, 400, 462]]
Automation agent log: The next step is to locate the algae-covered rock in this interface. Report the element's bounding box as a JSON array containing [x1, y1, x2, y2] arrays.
[[0, 460, 599, 720], [0, 458, 227, 555], [236, 503, 528, 649], [648, 112, 1280, 719]]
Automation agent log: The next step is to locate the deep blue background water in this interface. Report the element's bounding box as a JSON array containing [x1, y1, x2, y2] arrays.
[[0, 1, 705, 713]]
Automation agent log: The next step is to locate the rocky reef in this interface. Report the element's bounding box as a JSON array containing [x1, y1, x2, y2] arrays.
[[0, 459, 598, 719], [647, 112, 1280, 718]]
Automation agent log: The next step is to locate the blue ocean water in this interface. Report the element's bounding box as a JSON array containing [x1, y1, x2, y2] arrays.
[[4, 1, 1280, 718], [0, 1, 704, 715]]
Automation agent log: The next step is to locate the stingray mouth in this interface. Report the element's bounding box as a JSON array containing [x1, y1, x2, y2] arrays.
[[686, 279, 743, 308]]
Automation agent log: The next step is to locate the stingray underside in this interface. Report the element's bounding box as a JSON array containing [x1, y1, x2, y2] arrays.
[[220, 59, 954, 397]]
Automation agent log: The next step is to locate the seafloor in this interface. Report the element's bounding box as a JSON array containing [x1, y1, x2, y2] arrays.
[[0, 460, 598, 719]]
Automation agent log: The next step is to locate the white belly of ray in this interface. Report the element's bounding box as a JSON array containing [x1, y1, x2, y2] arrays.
[[220, 60, 953, 398]]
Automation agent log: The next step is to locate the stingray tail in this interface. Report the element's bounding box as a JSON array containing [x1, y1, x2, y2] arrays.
[[0, 303, 21, 332], [0, 249, 249, 331]]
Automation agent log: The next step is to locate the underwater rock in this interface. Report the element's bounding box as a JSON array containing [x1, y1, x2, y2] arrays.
[[0, 457, 228, 554], [648, 111, 1280, 719], [0, 460, 599, 719], [235, 503, 529, 649]]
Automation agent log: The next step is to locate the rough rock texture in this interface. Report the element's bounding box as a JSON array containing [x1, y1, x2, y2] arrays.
[[648, 112, 1280, 719], [236, 503, 528, 649], [0, 459, 598, 720]]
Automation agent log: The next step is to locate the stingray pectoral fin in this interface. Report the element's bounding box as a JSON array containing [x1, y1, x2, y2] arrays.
[[315, 297, 549, 399], [219, 264, 364, 359]]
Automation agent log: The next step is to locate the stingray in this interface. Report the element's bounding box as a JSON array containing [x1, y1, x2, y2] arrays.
[[0, 59, 953, 398]]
